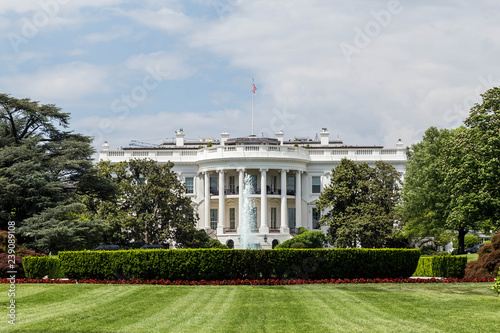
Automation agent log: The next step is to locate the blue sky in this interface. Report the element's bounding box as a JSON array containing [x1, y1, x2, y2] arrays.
[[1, 0, 500, 151]]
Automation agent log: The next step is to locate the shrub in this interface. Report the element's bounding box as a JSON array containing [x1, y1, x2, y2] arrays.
[[0, 253, 24, 278], [465, 230, 500, 279], [464, 235, 480, 248], [413, 255, 467, 278], [275, 230, 325, 249], [206, 239, 229, 249], [58, 248, 421, 281], [22, 257, 64, 279], [492, 269, 500, 295], [299, 227, 309, 234]]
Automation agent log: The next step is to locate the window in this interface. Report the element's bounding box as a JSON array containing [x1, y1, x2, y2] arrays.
[[312, 208, 321, 229], [210, 177, 218, 195], [226, 240, 234, 249], [312, 176, 321, 193], [287, 176, 296, 195], [250, 207, 257, 229], [229, 208, 236, 229], [288, 208, 296, 229], [210, 209, 218, 230], [270, 207, 277, 229], [250, 175, 257, 193], [229, 176, 236, 194], [270, 175, 278, 193], [185, 177, 194, 194]]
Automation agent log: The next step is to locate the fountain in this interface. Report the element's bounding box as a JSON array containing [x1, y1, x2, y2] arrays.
[[239, 175, 259, 249]]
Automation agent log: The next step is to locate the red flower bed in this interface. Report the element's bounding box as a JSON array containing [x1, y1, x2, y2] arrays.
[[1, 277, 494, 285]]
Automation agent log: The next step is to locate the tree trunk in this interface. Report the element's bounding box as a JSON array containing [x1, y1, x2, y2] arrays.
[[457, 227, 466, 254]]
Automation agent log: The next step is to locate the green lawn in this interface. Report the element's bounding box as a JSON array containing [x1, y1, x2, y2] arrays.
[[1, 283, 498, 333]]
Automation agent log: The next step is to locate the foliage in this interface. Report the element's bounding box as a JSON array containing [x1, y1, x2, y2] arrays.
[[206, 239, 229, 249], [0, 253, 24, 278], [298, 227, 309, 234], [57, 248, 421, 281], [399, 127, 454, 245], [19, 203, 109, 254], [89, 159, 198, 248], [492, 269, 500, 295], [274, 230, 325, 249], [0, 93, 112, 232], [413, 256, 467, 278], [465, 230, 500, 279], [464, 235, 480, 248], [316, 159, 402, 248], [22, 256, 64, 279], [442, 87, 500, 252]]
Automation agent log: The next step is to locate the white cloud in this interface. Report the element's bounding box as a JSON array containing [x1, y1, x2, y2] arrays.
[[121, 7, 193, 34], [0, 62, 109, 101], [186, 0, 500, 146], [124, 51, 196, 80], [81, 26, 132, 43]]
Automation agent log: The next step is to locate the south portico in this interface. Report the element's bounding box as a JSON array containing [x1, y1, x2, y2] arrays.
[[198, 162, 307, 249]]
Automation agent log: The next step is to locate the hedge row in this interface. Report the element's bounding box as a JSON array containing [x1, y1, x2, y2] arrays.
[[52, 249, 420, 281], [412, 255, 467, 278], [22, 257, 65, 279]]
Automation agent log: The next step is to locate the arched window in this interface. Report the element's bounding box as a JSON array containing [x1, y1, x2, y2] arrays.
[[226, 239, 234, 249], [272, 239, 279, 249]]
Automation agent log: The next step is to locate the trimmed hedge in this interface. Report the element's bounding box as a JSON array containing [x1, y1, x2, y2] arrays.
[[22, 256, 65, 279], [53, 248, 420, 281], [412, 255, 467, 278]]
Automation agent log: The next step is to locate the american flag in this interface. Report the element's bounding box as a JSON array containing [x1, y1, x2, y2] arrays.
[[252, 83, 257, 94]]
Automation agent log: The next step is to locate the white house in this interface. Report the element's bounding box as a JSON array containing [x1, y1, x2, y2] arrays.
[[99, 128, 406, 249]]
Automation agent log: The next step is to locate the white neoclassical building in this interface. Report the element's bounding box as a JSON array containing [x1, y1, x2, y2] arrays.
[[99, 128, 406, 249]]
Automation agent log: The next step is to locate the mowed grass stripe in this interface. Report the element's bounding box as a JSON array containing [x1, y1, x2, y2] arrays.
[[1, 283, 499, 333], [13, 285, 141, 330], [118, 286, 234, 333]]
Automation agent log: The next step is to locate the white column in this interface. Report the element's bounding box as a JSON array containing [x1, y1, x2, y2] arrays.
[[295, 171, 302, 230], [204, 171, 210, 230], [259, 168, 269, 233], [217, 170, 225, 234], [237, 168, 245, 233], [281, 169, 289, 233]]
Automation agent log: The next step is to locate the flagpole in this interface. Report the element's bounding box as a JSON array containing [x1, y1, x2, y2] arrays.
[[251, 78, 254, 136]]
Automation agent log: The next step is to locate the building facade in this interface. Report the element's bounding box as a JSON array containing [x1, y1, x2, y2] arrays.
[[99, 128, 406, 249]]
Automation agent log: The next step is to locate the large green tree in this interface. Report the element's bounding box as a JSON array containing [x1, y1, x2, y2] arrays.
[[0, 93, 113, 233], [90, 159, 198, 247], [443, 87, 500, 253], [399, 127, 454, 245], [316, 159, 402, 248]]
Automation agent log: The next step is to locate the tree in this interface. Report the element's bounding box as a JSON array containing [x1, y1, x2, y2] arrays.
[[274, 230, 325, 249], [91, 159, 198, 248], [399, 127, 454, 244], [443, 87, 500, 253], [316, 159, 402, 248], [19, 203, 109, 254], [0, 93, 111, 232]]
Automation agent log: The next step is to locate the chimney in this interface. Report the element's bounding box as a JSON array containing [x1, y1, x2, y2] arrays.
[[320, 127, 329, 146], [220, 131, 230, 146], [175, 129, 185, 146], [396, 138, 404, 148], [275, 129, 284, 145]]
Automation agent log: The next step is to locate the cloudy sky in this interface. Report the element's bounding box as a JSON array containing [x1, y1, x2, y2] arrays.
[[1, 0, 499, 151]]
